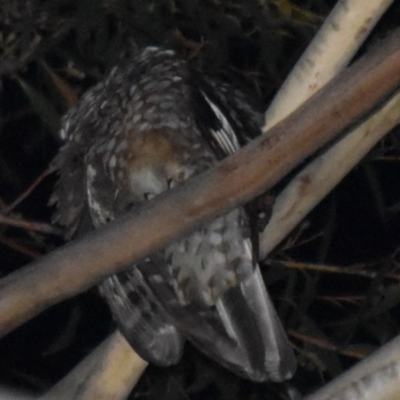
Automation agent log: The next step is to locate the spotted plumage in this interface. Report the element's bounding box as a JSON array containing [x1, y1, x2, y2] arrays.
[[50, 47, 296, 381]]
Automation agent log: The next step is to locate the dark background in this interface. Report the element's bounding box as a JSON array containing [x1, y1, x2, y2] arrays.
[[1, 0, 400, 398]]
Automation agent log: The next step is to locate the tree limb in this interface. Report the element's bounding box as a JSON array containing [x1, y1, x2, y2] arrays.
[[305, 334, 400, 400], [1, 28, 400, 339], [260, 87, 400, 257], [263, 0, 394, 130], [259, 0, 397, 258], [40, 331, 148, 400]]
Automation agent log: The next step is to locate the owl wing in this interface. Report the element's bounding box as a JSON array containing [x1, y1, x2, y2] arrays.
[[50, 81, 186, 367], [52, 137, 186, 366], [100, 266, 185, 366]]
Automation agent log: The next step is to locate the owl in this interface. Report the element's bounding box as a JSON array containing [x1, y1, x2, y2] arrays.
[[50, 47, 296, 382]]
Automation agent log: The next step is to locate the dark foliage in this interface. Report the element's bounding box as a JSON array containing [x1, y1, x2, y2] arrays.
[[1, 0, 400, 398]]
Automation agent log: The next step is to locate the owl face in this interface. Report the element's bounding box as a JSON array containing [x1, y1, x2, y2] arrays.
[[125, 130, 195, 201]]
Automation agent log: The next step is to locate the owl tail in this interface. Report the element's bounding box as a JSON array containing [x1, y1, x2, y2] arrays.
[[143, 262, 296, 382], [211, 266, 296, 382]]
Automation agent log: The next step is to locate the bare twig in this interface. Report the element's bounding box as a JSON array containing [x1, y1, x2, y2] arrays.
[[0, 214, 62, 236], [0, 236, 41, 259], [272, 260, 400, 281], [3, 170, 51, 214], [289, 331, 367, 360]]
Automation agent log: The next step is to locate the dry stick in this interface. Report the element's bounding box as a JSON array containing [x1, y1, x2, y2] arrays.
[[3, 170, 51, 214], [0, 214, 62, 235], [288, 331, 366, 360], [1, 29, 400, 340], [0, 236, 41, 259], [267, 260, 400, 281]]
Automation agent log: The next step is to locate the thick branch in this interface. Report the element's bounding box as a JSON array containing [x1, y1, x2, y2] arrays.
[[259, 0, 396, 258], [40, 331, 148, 400], [264, 0, 394, 130], [260, 88, 400, 257], [306, 334, 400, 400], [1, 29, 400, 337]]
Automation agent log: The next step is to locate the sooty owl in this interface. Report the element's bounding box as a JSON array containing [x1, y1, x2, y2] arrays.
[[50, 47, 296, 382]]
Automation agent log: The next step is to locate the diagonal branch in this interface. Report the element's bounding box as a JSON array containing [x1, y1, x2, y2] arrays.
[[39, 331, 148, 400], [264, 0, 394, 131], [260, 88, 400, 258], [1, 28, 400, 339], [305, 334, 400, 400], [259, 0, 397, 258]]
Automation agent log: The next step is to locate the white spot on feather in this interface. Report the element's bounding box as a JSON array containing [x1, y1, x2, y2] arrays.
[[109, 155, 116, 169]]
